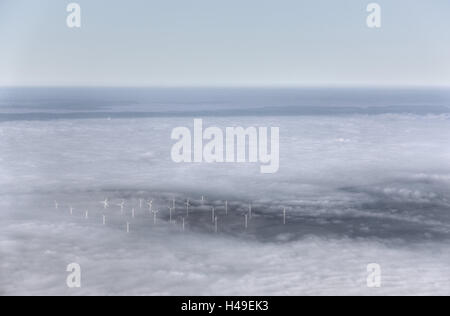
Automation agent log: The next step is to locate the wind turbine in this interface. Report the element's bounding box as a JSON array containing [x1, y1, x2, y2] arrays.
[[131, 208, 135, 219], [225, 200, 228, 216], [168, 207, 173, 223], [152, 209, 159, 225], [283, 208, 286, 225], [69, 206, 74, 216], [126, 222, 130, 233], [211, 207, 215, 223], [249, 203, 252, 220], [214, 216, 218, 233], [172, 198, 176, 210], [182, 217, 185, 232], [185, 199, 190, 217], [102, 215, 106, 225], [117, 200, 125, 214], [244, 214, 248, 230], [85, 209, 89, 219], [139, 199, 144, 209], [101, 198, 109, 209], [54, 201, 58, 210], [148, 200, 153, 215]]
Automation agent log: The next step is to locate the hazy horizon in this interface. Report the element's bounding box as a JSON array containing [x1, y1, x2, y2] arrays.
[[1, 84, 450, 88]]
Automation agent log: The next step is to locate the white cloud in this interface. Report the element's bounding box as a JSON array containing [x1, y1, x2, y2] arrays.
[[1, 113, 450, 295]]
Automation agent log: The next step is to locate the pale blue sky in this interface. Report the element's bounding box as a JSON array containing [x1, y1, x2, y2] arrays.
[[0, 0, 449, 86]]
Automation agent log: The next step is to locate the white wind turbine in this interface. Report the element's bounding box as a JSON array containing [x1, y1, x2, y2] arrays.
[[54, 201, 58, 210], [117, 200, 125, 214], [131, 208, 135, 219], [69, 206, 74, 216], [225, 200, 228, 216], [168, 207, 173, 223], [244, 214, 248, 230], [101, 198, 109, 209], [151, 209, 159, 225], [85, 209, 89, 219], [249, 203, 252, 220], [211, 207, 215, 223], [185, 199, 190, 217], [126, 222, 130, 233], [214, 216, 218, 233], [102, 215, 106, 225], [139, 199, 144, 209], [283, 208, 286, 225], [147, 200, 153, 214], [182, 217, 185, 232]]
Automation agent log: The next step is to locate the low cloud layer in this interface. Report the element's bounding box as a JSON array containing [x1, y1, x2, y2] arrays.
[[1, 112, 450, 295]]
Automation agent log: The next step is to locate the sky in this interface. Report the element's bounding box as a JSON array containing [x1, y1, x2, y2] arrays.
[[0, 0, 449, 87]]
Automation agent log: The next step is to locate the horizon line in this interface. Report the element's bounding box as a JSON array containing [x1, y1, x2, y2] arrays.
[[0, 83, 450, 90]]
